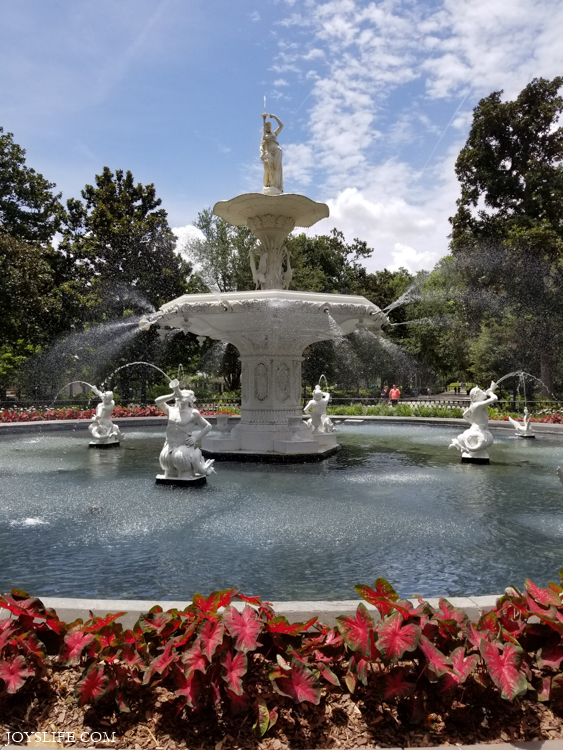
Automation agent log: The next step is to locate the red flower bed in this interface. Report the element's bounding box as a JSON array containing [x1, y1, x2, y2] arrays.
[[0, 406, 236, 423]]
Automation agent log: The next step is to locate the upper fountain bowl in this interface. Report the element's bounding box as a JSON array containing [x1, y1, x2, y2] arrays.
[[213, 192, 329, 229]]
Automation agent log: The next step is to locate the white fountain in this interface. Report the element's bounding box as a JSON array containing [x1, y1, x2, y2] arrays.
[[140, 113, 387, 461], [88, 386, 122, 449]]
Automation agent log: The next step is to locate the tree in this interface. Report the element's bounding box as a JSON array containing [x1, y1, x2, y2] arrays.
[[451, 76, 563, 241], [0, 128, 62, 242], [448, 78, 563, 394], [60, 167, 192, 314], [183, 208, 256, 293]]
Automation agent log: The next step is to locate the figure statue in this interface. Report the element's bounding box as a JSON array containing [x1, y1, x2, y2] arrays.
[[249, 248, 268, 290], [449, 382, 498, 461], [303, 385, 335, 434], [260, 113, 283, 193], [88, 386, 122, 446], [155, 379, 216, 482], [508, 407, 535, 438], [282, 246, 293, 290]]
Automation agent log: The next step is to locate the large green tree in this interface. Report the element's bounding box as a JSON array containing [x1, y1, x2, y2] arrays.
[[0, 128, 62, 243], [448, 77, 563, 394], [60, 167, 192, 314]]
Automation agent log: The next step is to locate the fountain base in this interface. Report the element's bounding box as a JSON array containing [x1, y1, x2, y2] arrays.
[[155, 474, 207, 486], [202, 445, 339, 463], [89, 440, 120, 449], [461, 456, 490, 464], [516, 434, 536, 439]]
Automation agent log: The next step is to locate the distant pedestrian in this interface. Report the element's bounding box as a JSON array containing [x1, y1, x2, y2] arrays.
[[380, 386, 389, 401], [389, 384, 401, 406]]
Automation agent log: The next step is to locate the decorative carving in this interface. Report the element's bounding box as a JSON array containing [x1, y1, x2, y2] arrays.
[[275, 363, 290, 402], [241, 362, 249, 402], [247, 214, 295, 231], [255, 363, 269, 401]]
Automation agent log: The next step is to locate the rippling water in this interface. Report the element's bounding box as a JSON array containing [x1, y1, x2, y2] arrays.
[[1, 423, 562, 600]]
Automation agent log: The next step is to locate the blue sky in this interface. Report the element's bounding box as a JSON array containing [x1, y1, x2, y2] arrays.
[[2, 0, 562, 272]]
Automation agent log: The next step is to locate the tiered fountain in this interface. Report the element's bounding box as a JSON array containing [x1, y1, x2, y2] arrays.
[[140, 113, 387, 461]]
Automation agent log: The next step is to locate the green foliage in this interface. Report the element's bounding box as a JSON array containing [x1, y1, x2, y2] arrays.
[[60, 167, 191, 313], [326, 403, 464, 418], [0, 127, 62, 242]]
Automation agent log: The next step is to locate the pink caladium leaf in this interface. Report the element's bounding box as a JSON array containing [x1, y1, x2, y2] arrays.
[[355, 579, 409, 618], [383, 667, 416, 700], [143, 640, 177, 685], [480, 640, 528, 700], [336, 603, 376, 658], [0, 593, 47, 620], [317, 662, 340, 686], [198, 618, 224, 661], [253, 697, 277, 738], [227, 687, 250, 714], [440, 647, 479, 691], [192, 590, 232, 616], [121, 642, 147, 668], [18, 631, 46, 662], [534, 676, 551, 702], [377, 614, 421, 664], [348, 652, 369, 685], [266, 616, 318, 635], [0, 620, 17, 651], [75, 664, 109, 706], [182, 641, 208, 675], [0, 655, 31, 693], [138, 610, 176, 636], [525, 578, 561, 608], [271, 660, 322, 704], [433, 598, 469, 637], [537, 643, 563, 670], [174, 664, 203, 708], [60, 630, 95, 665], [477, 610, 500, 637], [220, 650, 247, 695], [223, 605, 262, 653], [80, 612, 126, 633], [418, 635, 451, 681]]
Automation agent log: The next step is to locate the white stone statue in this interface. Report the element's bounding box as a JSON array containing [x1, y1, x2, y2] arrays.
[[88, 387, 122, 446], [260, 113, 283, 194], [155, 379, 215, 483], [508, 407, 535, 438], [449, 382, 498, 461], [303, 385, 335, 434]]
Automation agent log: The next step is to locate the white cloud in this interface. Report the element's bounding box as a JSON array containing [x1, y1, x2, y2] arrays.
[[172, 224, 205, 261], [274, 0, 563, 271]]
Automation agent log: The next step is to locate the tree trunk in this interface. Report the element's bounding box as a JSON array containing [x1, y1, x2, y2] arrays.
[[540, 349, 553, 398]]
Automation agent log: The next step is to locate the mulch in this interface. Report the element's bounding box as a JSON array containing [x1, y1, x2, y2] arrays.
[[2, 666, 563, 749]]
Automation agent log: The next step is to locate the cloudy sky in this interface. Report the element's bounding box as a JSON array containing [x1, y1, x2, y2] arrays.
[[2, 0, 562, 272]]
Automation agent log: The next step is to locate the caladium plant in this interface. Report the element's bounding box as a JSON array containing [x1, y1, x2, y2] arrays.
[[6, 571, 563, 735]]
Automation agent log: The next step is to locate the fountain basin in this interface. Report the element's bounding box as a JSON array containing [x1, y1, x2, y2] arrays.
[[2, 421, 563, 601]]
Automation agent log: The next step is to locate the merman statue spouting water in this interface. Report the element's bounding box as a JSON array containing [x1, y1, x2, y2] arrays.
[[508, 406, 535, 438], [155, 379, 216, 485], [449, 382, 498, 463], [88, 386, 122, 448], [303, 385, 335, 435]]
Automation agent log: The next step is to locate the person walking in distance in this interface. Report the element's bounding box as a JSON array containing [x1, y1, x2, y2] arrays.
[[389, 384, 401, 406], [380, 385, 389, 401]]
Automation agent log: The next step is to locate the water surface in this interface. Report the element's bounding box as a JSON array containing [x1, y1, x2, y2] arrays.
[[1, 423, 562, 600]]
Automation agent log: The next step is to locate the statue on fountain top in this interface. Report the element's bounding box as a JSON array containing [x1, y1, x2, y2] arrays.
[[88, 386, 122, 446], [449, 382, 498, 462], [304, 385, 335, 435], [260, 113, 283, 195], [155, 379, 215, 483]]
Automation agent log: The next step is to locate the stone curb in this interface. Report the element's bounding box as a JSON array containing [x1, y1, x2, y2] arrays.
[[0, 595, 500, 629], [2, 414, 562, 434]]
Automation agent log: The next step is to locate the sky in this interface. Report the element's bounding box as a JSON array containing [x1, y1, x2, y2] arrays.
[[1, 0, 562, 273]]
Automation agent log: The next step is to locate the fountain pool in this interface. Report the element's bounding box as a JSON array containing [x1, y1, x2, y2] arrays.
[[2, 421, 562, 601]]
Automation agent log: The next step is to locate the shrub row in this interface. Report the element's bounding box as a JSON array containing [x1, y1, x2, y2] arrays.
[[0, 406, 238, 423]]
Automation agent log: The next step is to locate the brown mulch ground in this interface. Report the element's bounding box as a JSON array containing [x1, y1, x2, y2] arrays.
[[2, 667, 563, 750]]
